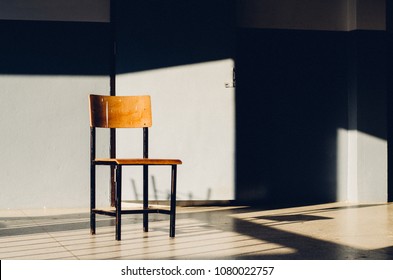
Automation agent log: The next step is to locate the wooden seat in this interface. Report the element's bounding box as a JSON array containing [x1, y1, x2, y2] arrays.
[[94, 158, 182, 165], [89, 94, 182, 240]]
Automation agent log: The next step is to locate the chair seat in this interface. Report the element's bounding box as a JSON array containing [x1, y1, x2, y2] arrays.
[[95, 158, 182, 165]]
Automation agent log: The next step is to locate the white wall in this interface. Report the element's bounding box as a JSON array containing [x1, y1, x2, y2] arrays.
[[116, 60, 236, 201], [0, 66, 235, 209], [356, 132, 387, 202], [0, 75, 110, 209]]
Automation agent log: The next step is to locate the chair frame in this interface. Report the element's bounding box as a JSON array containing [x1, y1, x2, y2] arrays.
[[89, 95, 181, 240]]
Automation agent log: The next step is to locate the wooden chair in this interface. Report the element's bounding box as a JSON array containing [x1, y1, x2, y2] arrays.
[[89, 94, 182, 240]]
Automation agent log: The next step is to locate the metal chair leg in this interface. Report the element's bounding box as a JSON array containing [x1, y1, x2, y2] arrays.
[[170, 165, 177, 237], [115, 165, 122, 241], [90, 164, 96, 235], [90, 127, 96, 235], [143, 165, 149, 232]]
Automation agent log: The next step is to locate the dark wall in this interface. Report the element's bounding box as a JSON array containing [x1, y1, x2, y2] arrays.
[[235, 27, 388, 207], [388, 0, 393, 202], [351, 31, 387, 140], [114, 0, 235, 73], [0, 20, 112, 75], [235, 29, 349, 206]]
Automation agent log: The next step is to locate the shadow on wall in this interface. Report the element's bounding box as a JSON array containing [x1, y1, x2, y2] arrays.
[[235, 29, 348, 206], [0, 0, 236, 75], [0, 20, 112, 75], [235, 28, 388, 206], [114, 0, 236, 74], [387, 0, 393, 203]]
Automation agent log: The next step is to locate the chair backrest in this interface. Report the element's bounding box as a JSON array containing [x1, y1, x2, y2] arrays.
[[89, 95, 152, 128]]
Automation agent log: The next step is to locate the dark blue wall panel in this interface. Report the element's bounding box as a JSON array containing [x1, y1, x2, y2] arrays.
[[114, 0, 235, 74], [0, 20, 112, 75], [235, 28, 387, 206]]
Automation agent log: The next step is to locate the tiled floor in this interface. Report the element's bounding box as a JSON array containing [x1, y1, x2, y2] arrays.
[[1, 202, 393, 260]]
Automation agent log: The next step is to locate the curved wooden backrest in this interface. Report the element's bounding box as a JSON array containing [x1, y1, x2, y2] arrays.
[[89, 95, 152, 128]]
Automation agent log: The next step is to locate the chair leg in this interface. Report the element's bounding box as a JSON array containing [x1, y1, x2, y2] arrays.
[[143, 165, 149, 232], [115, 165, 122, 241], [170, 165, 177, 238], [90, 163, 96, 235]]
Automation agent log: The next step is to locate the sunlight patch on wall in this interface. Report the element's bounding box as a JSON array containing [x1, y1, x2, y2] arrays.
[[115, 59, 236, 201], [0, 74, 109, 209], [337, 128, 387, 203]]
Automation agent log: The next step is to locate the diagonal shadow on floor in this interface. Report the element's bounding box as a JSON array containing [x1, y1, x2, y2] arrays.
[[183, 204, 393, 260]]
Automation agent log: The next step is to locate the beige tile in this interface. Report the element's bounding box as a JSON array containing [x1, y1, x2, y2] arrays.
[[0, 244, 70, 259], [0, 233, 54, 246], [0, 240, 61, 254]]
